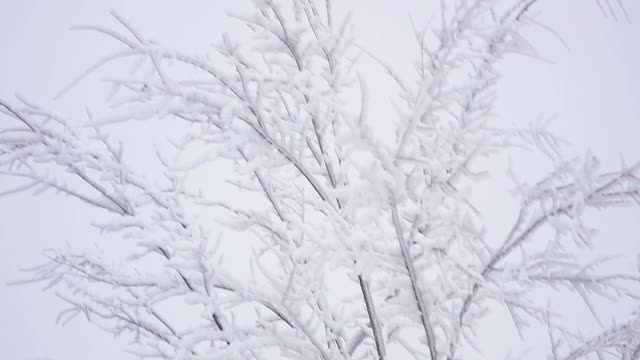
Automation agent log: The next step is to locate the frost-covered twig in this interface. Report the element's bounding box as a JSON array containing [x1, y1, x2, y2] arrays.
[[2, 1, 639, 360]]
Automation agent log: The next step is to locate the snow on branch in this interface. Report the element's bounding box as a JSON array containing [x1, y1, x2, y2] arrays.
[[2, 0, 639, 360]]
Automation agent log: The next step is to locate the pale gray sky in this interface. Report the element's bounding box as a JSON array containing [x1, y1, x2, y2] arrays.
[[1, 1, 639, 359]]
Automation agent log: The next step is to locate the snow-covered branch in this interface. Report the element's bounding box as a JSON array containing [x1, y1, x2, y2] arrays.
[[2, 0, 639, 359]]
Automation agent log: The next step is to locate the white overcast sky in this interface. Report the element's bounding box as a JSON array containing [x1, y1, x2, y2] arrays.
[[1, 1, 640, 360]]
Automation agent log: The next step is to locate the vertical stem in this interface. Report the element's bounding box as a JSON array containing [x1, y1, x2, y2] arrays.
[[391, 199, 438, 360], [358, 275, 386, 360]]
